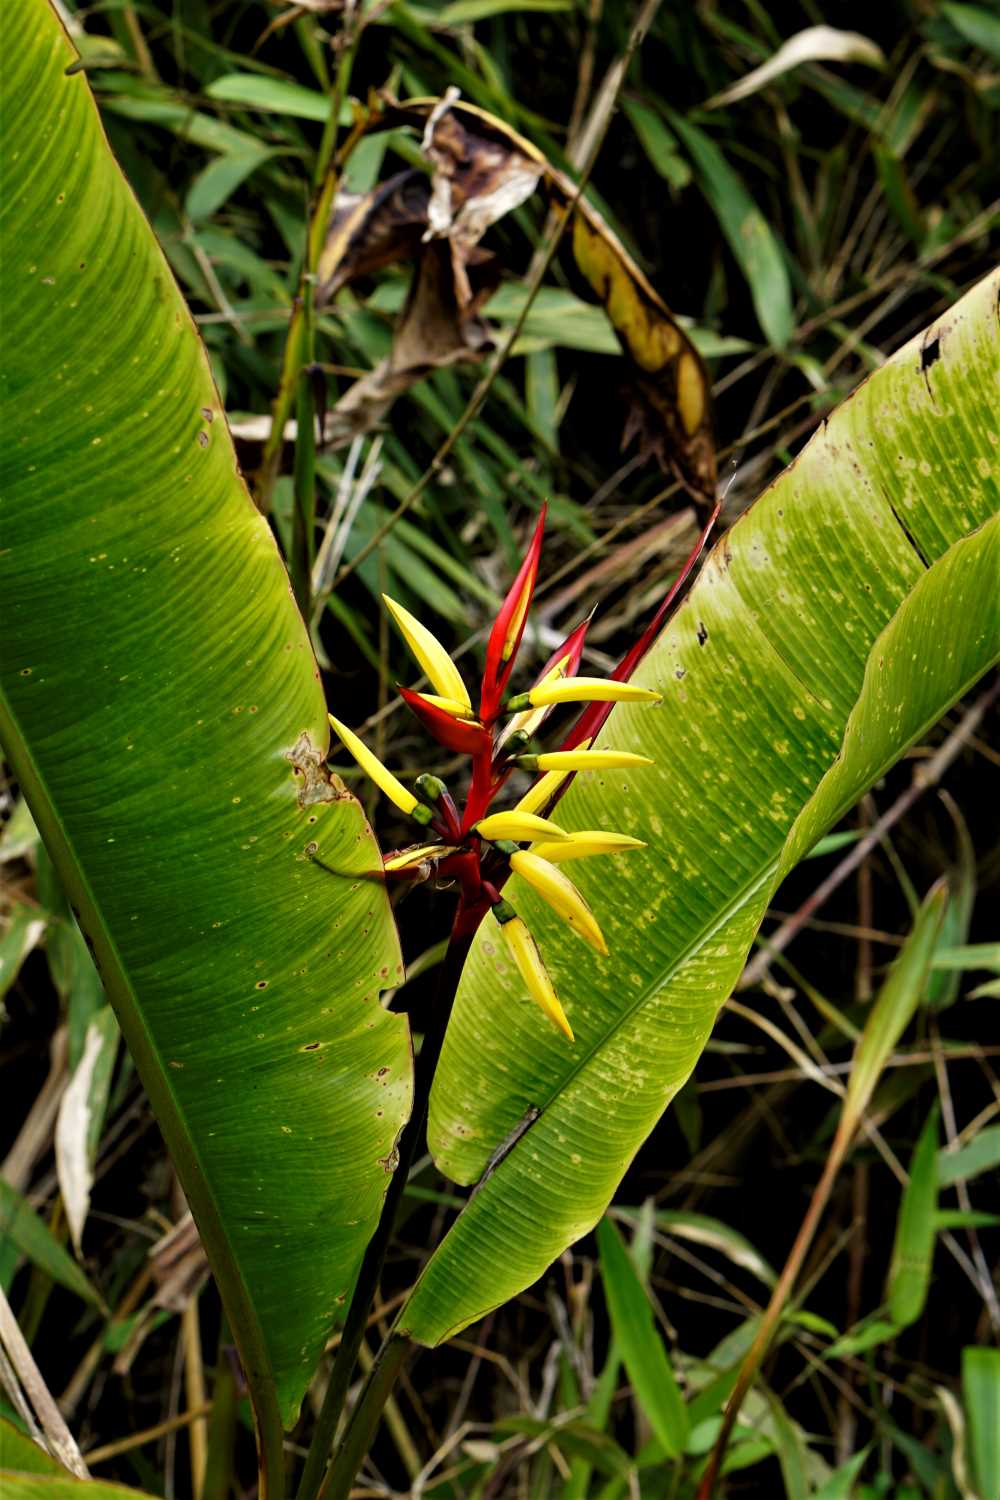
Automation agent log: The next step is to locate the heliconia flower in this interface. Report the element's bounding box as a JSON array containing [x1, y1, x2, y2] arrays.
[[517, 749, 654, 772], [328, 713, 432, 823], [481, 506, 546, 718], [383, 844, 460, 872], [505, 677, 661, 712], [493, 903, 574, 1041], [474, 809, 571, 844], [383, 595, 472, 711], [399, 686, 492, 757], [513, 737, 592, 817], [530, 831, 646, 862], [509, 850, 608, 955]]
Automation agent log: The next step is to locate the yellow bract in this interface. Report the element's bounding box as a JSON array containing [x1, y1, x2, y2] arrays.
[[475, 810, 570, 844], [383, 595, 472, 710], [496, 913, 574, 1041], [514, 737, 591, 817], [530, 831, 646, 862], [416, 692, 483, 723], [497, 655, 570, 747], [526, 677, 661, 708], [328, 714, 418, 816], [532, 749, 654, 771], [509, 850, 608, 955]]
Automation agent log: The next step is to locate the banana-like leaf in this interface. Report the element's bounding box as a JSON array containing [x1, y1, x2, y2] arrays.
[[0, 0, 409, 1456], [398, 270, 1000, 1345], [0, 1479, 153, 1500]]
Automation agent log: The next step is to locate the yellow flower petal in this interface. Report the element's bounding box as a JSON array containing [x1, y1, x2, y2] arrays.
[[495, 912, 574, 1041], [530, 832, 646, 862], [507, 677, 661, 710], [529, 750, 654, 772], [383, 844, 459, 871], [475, 810, 571, 844], [514, 738, 592, 817], [510, 850, 608, 955], [383, 595, 471, 710], [415, 692, 483, 722], [328, 714, 429, 821]]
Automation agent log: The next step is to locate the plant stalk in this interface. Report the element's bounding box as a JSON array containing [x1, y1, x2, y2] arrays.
[[294, 931, 473, 1500], [695, 1119, 850, 1500], [320, 1335, 411, 1500], [255, 17, 360, 516]]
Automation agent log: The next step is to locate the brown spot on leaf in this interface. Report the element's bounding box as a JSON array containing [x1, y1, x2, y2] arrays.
[[286, 731, 351, 807]]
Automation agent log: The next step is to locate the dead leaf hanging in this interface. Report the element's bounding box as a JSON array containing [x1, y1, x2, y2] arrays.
[[317, 94, 716, 503]]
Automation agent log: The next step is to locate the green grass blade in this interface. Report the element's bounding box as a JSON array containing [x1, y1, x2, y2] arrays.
[[0, 1182, 101, 1309], [887, 1106, 940, 1327], [666, 110, 794, 349], [963, 1346, 1000, 1500], [596, 1217, 689, 1459]]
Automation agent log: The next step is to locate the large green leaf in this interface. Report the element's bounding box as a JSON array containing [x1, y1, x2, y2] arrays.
[[0, 1478, 154, 1500], [0, 0, 409, 1455], [397, 270, 1000, 1345]]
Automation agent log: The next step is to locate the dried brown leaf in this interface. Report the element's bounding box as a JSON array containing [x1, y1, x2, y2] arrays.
[[318, 95, 715, 496]]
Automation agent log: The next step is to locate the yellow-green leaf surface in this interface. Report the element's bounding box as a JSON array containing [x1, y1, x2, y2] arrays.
[[0, 1478, 154, 1500], [0, 0, 409, 1456], [0, 1419, 67, 1477], [398, 270, 1000, 1345]]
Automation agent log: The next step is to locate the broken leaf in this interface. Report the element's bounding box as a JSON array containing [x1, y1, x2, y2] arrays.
[[324, 239, 497, 446], [317, 169, 432, 302]]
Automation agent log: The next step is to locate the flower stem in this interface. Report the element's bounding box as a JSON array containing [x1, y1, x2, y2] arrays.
[[293, 930, 472, 1500]]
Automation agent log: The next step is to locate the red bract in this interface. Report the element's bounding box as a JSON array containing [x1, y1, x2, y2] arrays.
[[480, 504, 546, 721], [398, 687, 492, 757]]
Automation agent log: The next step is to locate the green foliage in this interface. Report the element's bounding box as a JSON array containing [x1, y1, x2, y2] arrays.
[[596, 1215, 688, 1458]]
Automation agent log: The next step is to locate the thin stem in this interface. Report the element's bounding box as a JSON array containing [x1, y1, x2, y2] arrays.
[[320, 1335, 411, 1500], [254, 18, 360, 515], [695, 1121, 850, 1500], [294, 933, 473, 1500], [202, 1318, 238, 1500], [0, 1283, 90, 1478], [291, 338, 318, 616]]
